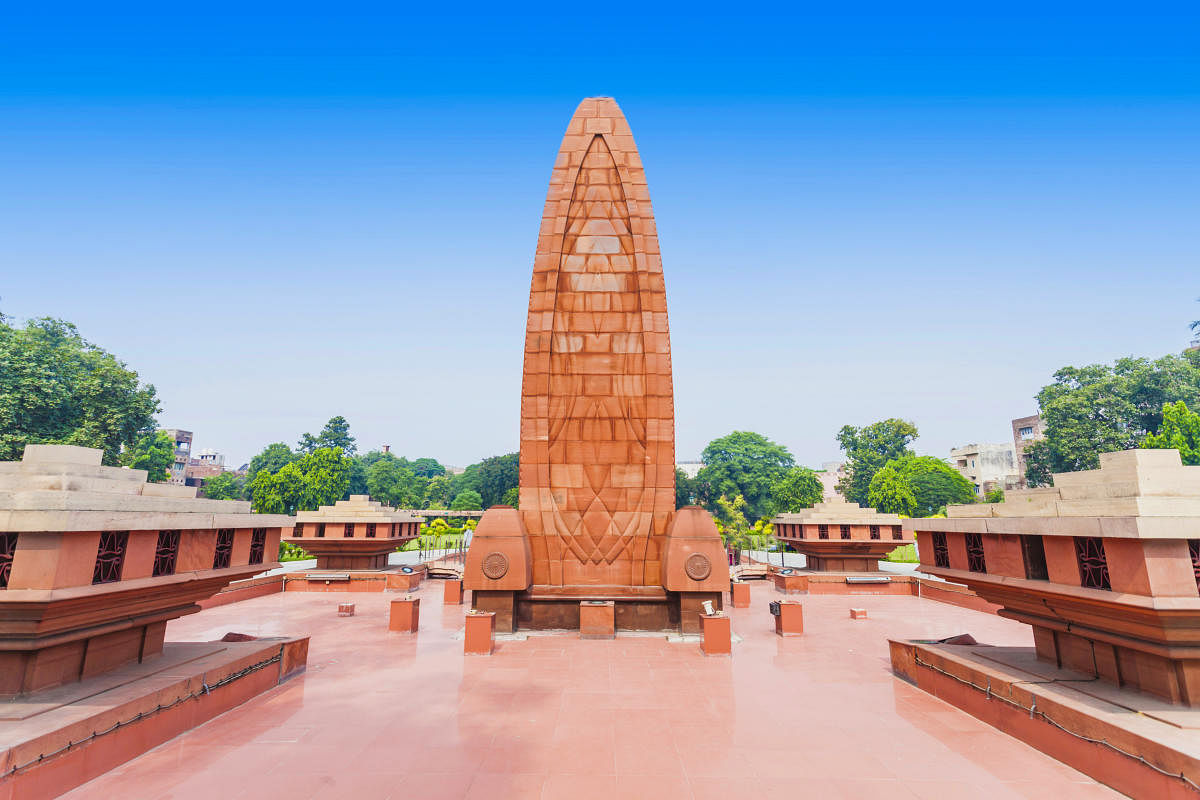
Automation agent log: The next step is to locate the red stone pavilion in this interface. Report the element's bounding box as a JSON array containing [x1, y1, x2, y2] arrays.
[[286, 495, 422, 571], [772, 498, 910, 572]]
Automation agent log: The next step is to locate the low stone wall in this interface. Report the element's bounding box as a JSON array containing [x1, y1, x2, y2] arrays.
[[198, 574, 285, 609]]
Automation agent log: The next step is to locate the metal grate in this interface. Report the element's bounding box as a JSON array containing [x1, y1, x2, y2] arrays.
[[1191, 540, 1200, 593], [0, 532, 16, 589], [965, 533, 986, 573], [1074, 537, 1111, 590], [213, 528, 235, 569], [93, 531, 129, 584], [818, 525, 829, 540], [249, 528, 267, 565], [343, 523, 355, 538], [892, 526, 903, 540], [366, 523, 376, 538], [869, 525, 880, 540], [840, 525, 851, 540], [932, 531, 950, 568], [1021, 535, 1049, 581], [153, 530, 181, 577]]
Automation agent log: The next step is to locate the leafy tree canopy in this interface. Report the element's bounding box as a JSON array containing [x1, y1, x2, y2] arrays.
[[1026, 353, 1200, 486], [698, 431, 795, 521], [450, 489, 484, 510], [835, 419, 918, 505], [0, 316, 159, 464], [1142, 401, 1200, 465], [249, 447, 351, 515], [868, 455, 976, 517], [298, 415, 357, 456], [770, 467, 824, 512], [423, 474, 453, 509], [247, 442, 296, 480], [366, 457, 424, 508], [201, 471, 245, 500], [119, 431, 174, 482], [410, 457, 446, 478], [983, 487, 1006, 504], [475, 453, 518, 508], [501, 487, 520, 508]]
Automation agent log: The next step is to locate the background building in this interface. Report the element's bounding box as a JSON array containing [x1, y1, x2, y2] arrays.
[[160, 428, 192, 485], [1011, 414, 1045, 487], [948, 442, 1018, 496]]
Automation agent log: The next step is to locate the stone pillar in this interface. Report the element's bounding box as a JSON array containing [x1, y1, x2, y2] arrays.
[[465, 611, 495, 655], [579, 600, 615, 639], [389, 597, 420, 633], [701, 613, 731, 656], [443, 579, 464, 605], [730, 581, 751, 608], [775, 601, 804, 636]]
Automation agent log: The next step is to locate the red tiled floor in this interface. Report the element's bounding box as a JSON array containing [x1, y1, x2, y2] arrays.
[[59, 581, 1121, 799]]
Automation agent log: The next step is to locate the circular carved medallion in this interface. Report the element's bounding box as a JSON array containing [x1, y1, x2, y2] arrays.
[[482, 552, 509, 580], [684, 553, 711, 581]]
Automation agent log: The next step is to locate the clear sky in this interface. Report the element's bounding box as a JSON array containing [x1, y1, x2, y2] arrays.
[[2, 4, 1197, 469]]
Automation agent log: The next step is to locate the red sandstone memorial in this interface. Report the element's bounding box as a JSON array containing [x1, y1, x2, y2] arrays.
[[283, 495, 424, 591], [892, 448, 1200, 795], [0, 444, 307, 797], [464, 97, 726, 633]]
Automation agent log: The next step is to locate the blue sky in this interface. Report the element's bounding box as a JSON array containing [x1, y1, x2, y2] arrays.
[[2, 4, 1198, 468]]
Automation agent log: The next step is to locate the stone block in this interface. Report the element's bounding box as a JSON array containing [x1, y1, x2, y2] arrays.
[[730, 581, 751, 608], [774, 601, 804, 636], [850, 608, 868, 620], [443, 579, 464, 605], [464, 611, 495, 655], [579, 600, 615, 639], [337, 602, 355, 617], [700, 613, 731, 656], [388, 597, 419, 633]]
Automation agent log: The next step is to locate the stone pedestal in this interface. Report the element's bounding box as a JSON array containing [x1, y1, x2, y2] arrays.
[[443, 579, 464, 605], [337, 602, 355, 617], [464, 612, 495, 655], [772, 572, 808, 594], [579, 600, 615, 639], [730, 581, 751, 608], [850, 607, 868, 620], [388, 597, 420, 633], [386, 569, 424, 592], [774, 601, 804, 636], [700, 613, 731, 656]]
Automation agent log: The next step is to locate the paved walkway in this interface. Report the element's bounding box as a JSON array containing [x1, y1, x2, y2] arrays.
[[62, 581, 1121, 799]]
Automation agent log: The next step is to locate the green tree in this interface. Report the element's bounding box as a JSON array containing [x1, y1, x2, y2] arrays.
[[119, 431, 174, 482], [298, 416, 357, 455], [411, 457, 446, 478], [868, 456, 976, 517], [1142, 401, 1200, 465], [201, 471, 245, 500], [1026, 354, 1200, 485], [714, 494, 751, 549], [475, 453, 519, 508], [247, 442, 296, 481], [835, 419, 918, 505], [675, 468, 703, 509], [0, 317, 160, 464], [770, 466, 824, 512], [697, 431, 795, 520], [501, 486, 520, 507], [249, 448, 351, 515], [450, 489, 483, 510], [366, 457, 425, 508], [983, 487, 1006, 504], [423, 475, 453, 508]]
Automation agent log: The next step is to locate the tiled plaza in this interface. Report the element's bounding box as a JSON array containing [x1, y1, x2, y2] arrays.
[[61, 581, 1119, 799]]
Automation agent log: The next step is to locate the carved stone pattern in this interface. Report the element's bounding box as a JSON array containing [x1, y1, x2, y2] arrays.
[[482, 552, 510, 580], [818, 525, 829, 540], [869, 525, 880, 540], [153, 529, 181, 577], [965, 532, 986, 573], [0, 532, 16, 589], [684, 553, 711, 581], [932, 531, 950, 569], [249, 528, 267, 566], [92, 530, 128, 585], [840, 525, 851, 540], [213, 528, 235, 570], [1191, 540, 1200, 592], [892, 526, 903, 540], [1074, 536, 1111, 590], [520, 98, 674, 586]]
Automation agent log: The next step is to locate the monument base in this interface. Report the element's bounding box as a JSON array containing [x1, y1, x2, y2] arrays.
[[0, 636, 309, 800], [282, 564, 427, 593], [889, 639, 1200, 799], [468, 585, 724, 634]]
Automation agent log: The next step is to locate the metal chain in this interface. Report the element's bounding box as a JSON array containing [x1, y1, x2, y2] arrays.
[[3, 652, 283, 778], [911, 653, 1200, 793]]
